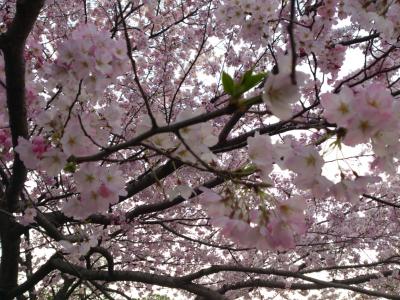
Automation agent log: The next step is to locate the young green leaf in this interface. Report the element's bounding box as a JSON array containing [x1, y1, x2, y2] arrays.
[[241, 71, 266, 92], [222, 72, 236, 96]]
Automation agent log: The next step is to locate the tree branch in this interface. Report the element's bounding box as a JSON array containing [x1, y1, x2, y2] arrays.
[[0, 0, 45, 297], [50, 257, 228, 300]]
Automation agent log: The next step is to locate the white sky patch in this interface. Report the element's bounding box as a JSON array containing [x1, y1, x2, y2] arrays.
[[338, 47, 365, 80]]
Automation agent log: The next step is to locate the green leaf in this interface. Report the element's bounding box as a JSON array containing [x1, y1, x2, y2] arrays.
[[221, 72, 236, 96], [63, 162, 77, 173], [240, 71, 266, 92], [241, 69, 254, 85], [222, 70, 267, 100], [234, 163, 257, 176]]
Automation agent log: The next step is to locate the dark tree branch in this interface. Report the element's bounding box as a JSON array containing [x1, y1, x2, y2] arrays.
[[339, 32, 380, 46], [219, 277, 400, 300], [182, 265, 400, 299], [218, 111, 246, 143], [7, 254, 58, 300], [85, 246, 114, 274], [288, 0, 297, 84], [0, 0, 45, 297], [53, 278, 76, 300], [363, 194, 400, 209], [50, 257, 228, 300]]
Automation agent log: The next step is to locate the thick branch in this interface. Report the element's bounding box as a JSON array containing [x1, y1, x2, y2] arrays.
[[7, 254, 57, 300], [50, 258, 227, 300], [363, 194, 400, 209], [339, 33, 380, 46], [0, 0, 44, 210], [182, 265, 400, 299], [0, 0, 44, 297], [2, 0, 45, 212]]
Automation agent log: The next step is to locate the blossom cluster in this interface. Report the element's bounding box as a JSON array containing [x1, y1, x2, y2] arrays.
[[344, 1, 400, 42], [214, 0, 279, 44], [15, 136, 67, 177], [248, 133, 331, 198], [248, 133, 379, 201], [47, 23, 128, 95], [174, 109, 218, 164], [60, 116, 105, 157], [15, 140, 127, 220], [295, 0, 342, 54], [200, 187, 307, 250], [63, 163, 127, 219], [200, 125, 383, 250], [321, 83, 400, 173], [317, 44, 346, 83]]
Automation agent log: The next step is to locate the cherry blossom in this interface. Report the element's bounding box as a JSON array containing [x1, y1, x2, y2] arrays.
[[14, 137, 41, 169], [2, 1, 400, 299], [17, 207, 37, 226], [321, 85, 354, 127], [262, 53, 305, 119], [38, 149, 67, 177], [247, 132, 274, 180], [331, 175, 380, 204]]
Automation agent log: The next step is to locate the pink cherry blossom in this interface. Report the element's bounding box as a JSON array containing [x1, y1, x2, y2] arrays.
[[285, 145, 324, 176], [263, 73, 301, 120], [331, 176, 380, 204], [14, 137, 40, 169], [3, 2, 400, 299], [16, 207, 37, 226], [262, 53, 306, 119], [60, 120, 89, 156], [247, 132, 274, 179], [39, 148, 67, 176], [321, 85, 354, 126]]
